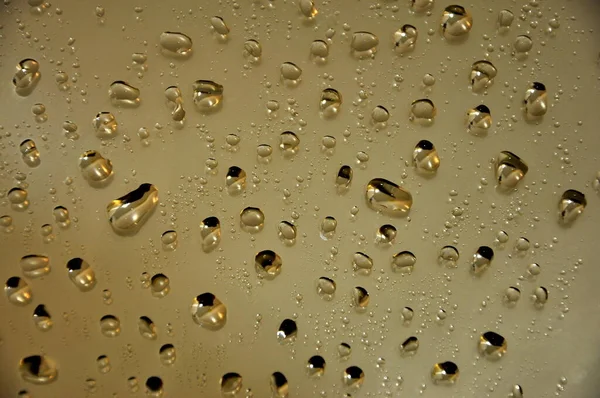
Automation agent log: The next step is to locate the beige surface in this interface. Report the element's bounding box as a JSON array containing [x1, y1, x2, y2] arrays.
[[1, 0, 600, 397]]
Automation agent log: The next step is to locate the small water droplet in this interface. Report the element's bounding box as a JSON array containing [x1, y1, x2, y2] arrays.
[[515, 237, 530, 252], [366, 178, 413, 217], [514, 35, 533, 53], [478, 331, 507, 360], [298, 0, 317, 18], [150, 274, 170, 298], [53, 206, 71, 229], [270, 371, 289, 397], [257, 144, 273, 163], [33, 304, 53, 331], [226, 166, 247, 195], [310, 40, 329, 62], [495, 151, 528, 189], [200, 216, 221, 253], [240, 207, 265, 233], [19, 355, 58, 384], [467, 105, 492, 135], [165, 86, 186, 122], [20, 255, 50, 278], [243, 39, 262, 61], [510, 384, 524, 398], [401, 306, 414, 323], [221, 373, 242, 396], [79, 150, 113, 187], [558, 189, 586, 224], [8, 188, 30, 211], [523, 82, 548, 118], [255, 250, 282, 279], [159, 344, 176, 366], [336, 165, 353, 193], [391, 251, 416, 274], [159, 31, 193, 58], [96, 355, 111, 374], [504, 287, 521, 305], [431, 361, 459, 385], [409, 99, 436, 125], [107, 184, 159, 235], [528, 263, 541, 276], [413, 140, 440, 174], [350, 32, 378, 57], [210, 16, 230, 36], [138, 316, 157, 339], [62, 121, 79, 141], [145, 376, 164, 397], [400, 336, 419, 356], [320, 216, 337, 240], [161, 230, 178, 251], [471, 246, 494, 274], [277, 319, 297, 343], [371, 105, 390, 125], [307, 355, 326, 377], [533, 286, 549, 306], [440, 5, 473, 40], [13, 59, 41, 96], [280, 62, 302, 86], [343, 366, 365, 388], [498, 9, 514, 28], [470, 60, 497, 93], [193, 80, 223, 112], [338, 342, 352, 358], [352, 252, 373, 275], [375, 224, 397, 245], [438, 246, 459, 268], [92, 112, 118, 138], [393, 24, 418, 54], [20, 139, 41, 167], [108, 81, 141, 108], [277, 221, 297, 246], [191, 293, 227, 330], [352, 286, 370, 310], [319, 88, 342, 118], [316, 277, 336, 300], [5, 277, 32, 305], [99, 315, 121, 337], [66, 258, 97, 292]]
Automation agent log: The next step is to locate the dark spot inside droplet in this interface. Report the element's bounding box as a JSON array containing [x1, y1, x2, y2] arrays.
[[278, 319, 297, 336], [202, 216, 220, 228], [22, 355, 42, 376], [532, 82, 546, 91], [271, 371, 287, 388], [440, 361, 458, 374], [227, 166, 243, 177], [145, 376, 163, 391], [151, 273, 167, 283], [345, 366, 364, 379], [308, 355, 326, 369], [475, 104, 490, 114], [195, 293, 216, 307], [477, 246, 494, 260], [117, 183, 153, 203], [482, 331, 505, 347], [417, 140, 433, 150], [66, 258, 84, 271], [509, 286, 520, 293], [562, 189, 586, 206], [34, 304, 50, 317], [6, 276, 21, 288]]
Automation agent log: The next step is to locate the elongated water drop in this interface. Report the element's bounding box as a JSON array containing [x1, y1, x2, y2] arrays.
[[320, 88, 342, 118], [366, 178, 413, 216], [191, 293, 227, 330], [523, 82, 548, 118], [164, 86, 185, 122], [270, 371, 289, 398], [220, 373, 242, 396], [391, 251, 416, 274], [108, 81, 140, 108], [20, 255, 50, 278], [107, 184, 158, 235], [159, 344, 176, 366], [298, 0, 317, 18], [79, 150, 113, 187], [138, 316, 157, 339], [13, 59, 41, 96], [400, 336, 419, 356], [316, 277, 336, 300], [280, 62, 302, 85], [320, 216, 337, 240], [352, 252, 373, 275], [351, 32, 378, 57], [226, 166, 246, 195], [336, 165, 353, 193], [200, 216, 221, 253], [192, 80, 223, 112], [210, 16, 230, 36], [558, 189, 586, 224], [277, 221, 297, 246], [19, 355, 58, 384], [159, 31, 193, 58], [243, 39, 262, 61], [352, 286, 370, 310], [20, 139, 41, 167], [495, 151, 528, 189], [96, 355, 111, 373]]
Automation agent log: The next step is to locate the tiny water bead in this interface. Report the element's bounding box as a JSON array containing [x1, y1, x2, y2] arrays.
[[108, 81, 141, 108], [255, 250, 282, 279], [478, 331, 507, 360], [192, 80, 224, 112], [376, 224, 397, 245], [33, 304, 53, 331], [159, 31, 193, 57], [366, 178, 413, 217], [307, 355, 326, 377], [400, 336, 419, 356], [138, 316, 158, 339], [200, 216, 221, 253], [413, 140, 440, 174], [150, 273, 170, 298], [320, 216, 337, 240], [470, 60, 497, 93], [220, 373, 243, 396], [99, 315, 121, 337], [523, 82, 548, 118], [53, 206, 71, 228], [79, 150, 113, 186], [467, 105, 492, 135], [191, 293, 227, 330], [270, 371, 289, 398], [96, 355, 111, 373], [438, 246, 459, 268], [350, 31, 379, 57], [159, 344, 176, 365], [225, 166, 246, 196], [431, 361, 459, 385], [241, 207, 265, 233], [440, 5, 473, 39], [277, 319, 298, 343], [558, 189, 586, 224], [352, 286, 370, 309], [161, 230, 178, 251], [316, 277, 336, 300], [342, 366, 365, 388], [352, 252, 373, 275], [409, 99, 436, 125], [471, 246, 494, 274], [107, 184, 159, 235], [279, 131, 300, 157], [336, 165, 353, 192], [13, 58, 41, 96], [319, 88, 342, 118], [393, 24, 418, 54], [338, 343, 352, 358], [391, 251, 417, 274], [20, 255, 51, 278], [20, 139, 41, 167], [92, 112, 118, 138], [66, 258, 97, 292], [19, 355, 58, 384], [495, 151, 528, 189], [145, 376, 164, 397], [277, 221, 297, 246], [5, 277, 32, 305]]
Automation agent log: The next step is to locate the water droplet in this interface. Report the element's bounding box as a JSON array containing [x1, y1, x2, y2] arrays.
[[504, 287, 521, 304], [423, 73, 436, 87], [431, 361, 459, 385], [240, 207, 265, 233], [8, 188, 29, 211], [498, 9, 514, 28], [145, 376, 164, 397], [319, 88, 342, 118], [220, 373, 242, 396], [365, 178, 413, 217], [338, 342, 352, 358], [495, 151, 528, 189], [191, 293, 227, 330], [523, 82, 548, 118], [350, 32, 378, 57], [400, 336, 419, 356], [352, 286, 370, 309], [62, 121, 79, 141], [410, 0, 434, 13], [210, 16, 230, 36], [79, 150, 113, 187], [393, 24, 418, 54], [558, 189, 586, 224], [277, 319, 297, 342], [13, 59, 41, 96], [5, 277, 32, 305], [515, 237, 530, 252], [138, 316, 157, 339], [320, 216, 337, 240], [533, 286, 548, 306], [478, 331, 507, 360], [257, 144, 273, 163], [280, 62, 302, 85], [307, 355, 326, 377], [470, 60, 497, 93], [165, 86, 186, 122], [107, 184, 159, 235], [298, 0, 317, 18], [438, 246, 459, 268], [33, 304, 53, 331], [19, 355, 58, 384], [471, 246, 494, 274], [352, 252, 373, 275], [226, 166, 246, 195], [243, 39, 262, 61], [159, 31, 193, 58], [440, 5, 473, 39], [316, 277, 336, 300], [401, 306, 414, 323], [413, 140, 440, 174], [310, 40, 329, 62], [343, 366, 365, 388], [108, 81, 141, 108], [510, 384, 524, 398], [270, 371, 289, 397], [255, 250, 282, 279], [17, 390, 31, 398], [53, 206, 71, 229], [528, 263, 541, 276], [409, 99, 436, 125], [96, 355, 111, 373], [128, 377, 139, 393], [20, 139, 41, 167], [277, 221, 297, 246], [496, 230, 510, 244], [159, 344, 176, 366], [192, 80, 223, 112], [375, 224, 397, 245], [99, 315, 121, 337], [150, 274, 170, 298], [336, 165, 353, 193], [391, 251, 416, 274], [200, 216, 221, 253], [20, 255, 50, 279], [467, 105, 492, 135], [92, 112, 118, 138], [514, 35, 533, 53], [161, 230, 178, 251], [370, 105, 390, 127], [66, 258, 97, 292]]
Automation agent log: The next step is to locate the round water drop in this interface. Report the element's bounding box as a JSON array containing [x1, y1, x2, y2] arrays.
[[226, 133, 240, 148], [376, 224, 397, 245], [410, 0, 434, 13], [310, 40, 329, 62], [99, 315, 121, 337], [277, 319, 297, 343], [528, 263, 541, 276], [504, 287, 521, 304], [145, 376, 164, 397], [127, 377, 139, 393], [431, 361, 459, 385], [365, 178, 413, 217], [320, 216, 337, 240], [20, 255, 50, 279], [243, 39, 262, 61], [472, 246, 493, 274], [523, 82, 548, 118], [514, 35, 533, 53], [270, 371, 289, 398], [352, 286, 370, 310], [255, 250, 282, 279], [280, 62, 302, 85], [220, 373, 242, 396], [336, 165, 353, 193], [316, 277, 336, 300], [321, 136, 337, 153], [498, 9, 514, 28], [210, 16, 230, 36], [277, 221, 297, 246], [515, 237, 530, 252], [496, 230, 510, 243], [400, 336, 419, 356], [423, 73, 436, 87], [79, 150, 113, 187], [191, 293, 227, 330], [352, 252, 373, 275], [320, 88, 342, 118], [53, 206, 71, 229], [440, 5, 473, 39], [298, 0, 317, 18], [96, 355, 111, 374], [159, 31, 193, 57], [393, 24, 418, 54], [533, 286, 548, 306], [558, 189, 586, 224], [161, 230, 178, 251], [343, 366, 365, 388], [62, 121, 79, 140], [392, 251, 416, 274], [470, 60, 497, 93], [401, 306, 414, 323], [200, 216, 221, 253], [438, 246, 459, 268], [409, 99, 436, 125], [13, 58, 41, 96], [467, 105, 492, 135], [66, 258, 97, 292], [19, 355, 58, 385], [8, 188, 29, 211], [240, 207, 265, 233], [510, 384, 524, 398], [33, 304, 53, 331], [20, 139, 41, 167], [159, 344, 176, 366], [257, 144, 273, 163], [371, 105, 390, 125], [192, 80, 223, 112], [5, 277, 32, 305], [150, 274, 170, 298], [92, 112, 118, 138], [413, 140, 440, 174], [307, 355, 326, 377], [138, 316, 157, 339], [478, 331, 507, 360], [107, 184, 159, 235], [350, 31, 379, 57], [226, 166, 246, 195], [108, 81, 140, 108], [338, 342, 352, 358], [495, 151, 528, 189]]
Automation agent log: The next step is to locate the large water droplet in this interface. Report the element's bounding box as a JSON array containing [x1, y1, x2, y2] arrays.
[[5, 277, 32, 305], [53, 206, 71, 229], [343, 366, 365, 388], [107, 184, 159, 235], [66, 258, 96, 291], [165, 86, 186, 122], [277, 221, 297, 246], [440, 5, 473, 39], [270, 371, 289, 398], [79, 150, 113, 187], [220, 373, 242, 396], [200, 216, 221, 253], [471, 246, 494, 274], [523, 82, 548, 118], [33, 304, 53, 331], [393, 24, 418, 54], [316, 277, 336, 300], [336, 165, 353, 193], [280, 62, 302, 85], [438, 246, 459, 268], [19, 355, 58, 384], [145, 376, 164, 397], [431, 361, 459, 385], [391, 251, 416, 274], [13, 59, 41, 96], [240, 207, 265, 233], [558, 189, 586, 224], [409, 99, 436, 125], [150, 274, 170, 298], [226, 166, 246, 195], [92, 112, 118, 138], [307, 355, 326, 377], [255, 250, 282, 279], [243, 39, 262, 61], [8, 188, 30, 211], [413, 140, 440, 174], [401, 306, 414, 323], [498, 9, 514, 28], [400, 336, 419, 356], [376, 224, 397, 245], [108, 81, 141, 108], [99, 315, 121, 337], [192, 80, 224, 112], [320, 216, 337, 240], [320, 88, 342, 118], [466, 105, 492, 135], [350, 32, 378, 57], [352, 286, 370, 310], [371, 105, 390, 126], [138, 316, 157, 339], [159, 31, 193, 58], [20, 255, 50, 278], [310, 40, 329, 62], [478, 331, 507, 360], [470, 60, 497, 93], [533, 286, 549, 306], [365, 178, 413, 217], [338, 343, 352, 359], [277, 319, 297, 343], [20, 139, 41, 167], [514, 35, 533, 53], [159, 344, 176, 366], [191, 293, 227, 330], [510, 384, 524, 398], [352, 252, 373, 275], [495, 151, 528, 189]]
